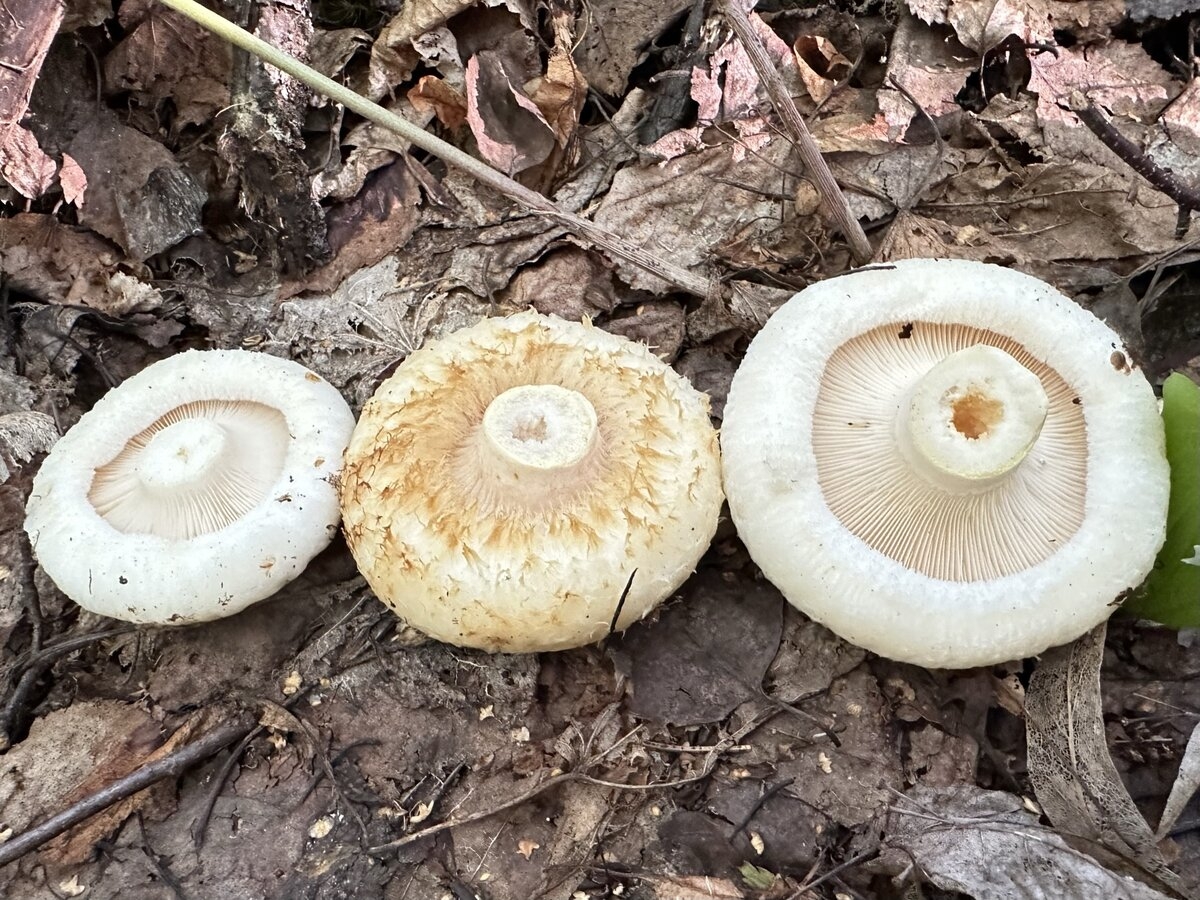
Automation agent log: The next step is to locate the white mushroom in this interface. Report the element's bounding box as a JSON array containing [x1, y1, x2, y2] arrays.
[[24, 350, 355, 624], [340, 310, 723, 653], [720, 258, 1170, 668]]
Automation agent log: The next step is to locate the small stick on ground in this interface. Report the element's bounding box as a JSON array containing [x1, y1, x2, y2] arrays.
[[1068, 90, 1200, 236], [720, 0, 872, 263], [0, 713, 256, 867]]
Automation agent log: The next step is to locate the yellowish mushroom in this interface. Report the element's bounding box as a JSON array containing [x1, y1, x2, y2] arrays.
[[340, 311, 723, 652]]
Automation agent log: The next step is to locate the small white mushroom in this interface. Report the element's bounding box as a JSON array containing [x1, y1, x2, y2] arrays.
[[340, 310, 724, 653], [24, 350, 355, 624], [720, 259, 1170, 668]]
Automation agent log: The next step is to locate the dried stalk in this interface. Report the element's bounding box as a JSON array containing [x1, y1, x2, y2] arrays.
[[157, 0, 714, 299], [719, 0, 873, 263]]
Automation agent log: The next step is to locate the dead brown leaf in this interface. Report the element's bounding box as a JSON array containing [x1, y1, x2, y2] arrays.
[[0, 0, 64, 199], [466, 51, 556, 175], [652, 874, 745, 899], [1026, 623, 1189, 897], [103, 4, 231, 130], [67, 116, 206, 261], [615, 572, 784, 726]]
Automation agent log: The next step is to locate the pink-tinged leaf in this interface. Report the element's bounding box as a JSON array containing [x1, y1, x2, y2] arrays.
[[793, 35, 853, 105], [879, 66, 972, 131], [1028, 42, 1173, 127], [1163, 78, 1200, 155], [0, 126, 57, 199], [59, 153, 87, 207], [465, 52, 555, 176]]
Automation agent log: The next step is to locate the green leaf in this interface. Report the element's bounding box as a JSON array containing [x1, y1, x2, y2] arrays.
[[738, 862, 777, 890], [1127, 372, 1200, 627]]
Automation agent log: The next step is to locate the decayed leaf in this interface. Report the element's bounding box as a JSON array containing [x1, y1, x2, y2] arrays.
[[1026, 624, 1188, 897], [652, 875, 744, 899], [0, 701, 162, 855], [0, 0, 65, 199], [409, 75, 469, 130], [886, 784, 1178, 900], [1129, 373, 1200, 628], [793, 35, 852, 105], [67, 116, 206, 261], [527, 7, 587, 149], [466, 51, 556, 175], [0, 412, 58, 484], [573, 0, 693, 96], [1028, 42, 1175, 129], [1157, 721, 1200, 840], [616, 572, 784, 726], [591, 136, 818, 294]]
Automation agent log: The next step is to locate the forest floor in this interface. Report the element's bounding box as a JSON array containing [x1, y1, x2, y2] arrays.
[[1, 0, 1199, 898]]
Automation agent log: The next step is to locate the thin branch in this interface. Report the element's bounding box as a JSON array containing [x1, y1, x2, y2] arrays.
[[156, 0, 714, 300], [0, 714, 256, 867], [719, 0, 872, 263], [1068, 91, 1200, 212]]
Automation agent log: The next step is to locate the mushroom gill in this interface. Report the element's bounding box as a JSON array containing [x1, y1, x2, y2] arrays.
[[812, 323, 1087, 582], [89, 400, 289, 540]]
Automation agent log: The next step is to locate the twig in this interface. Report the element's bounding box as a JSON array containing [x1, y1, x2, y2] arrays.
[[730, 777, 794, 837], [156, 0, 714, 301], [785, 845, 879, 899], [0, 714, 255, 867], [0, 625, 135, 751], [367, 709, 770, 856], [1068, 91, 1200, 214], [719, 0, 872, 263]]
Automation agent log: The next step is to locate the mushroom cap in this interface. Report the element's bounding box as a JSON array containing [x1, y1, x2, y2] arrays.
[[340, 310, 723, 653], [720, 258, 1169, 668], [24, 350, 355, 624]]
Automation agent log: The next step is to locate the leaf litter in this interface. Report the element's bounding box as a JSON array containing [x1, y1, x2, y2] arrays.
[[1, 0, 1200, 897]]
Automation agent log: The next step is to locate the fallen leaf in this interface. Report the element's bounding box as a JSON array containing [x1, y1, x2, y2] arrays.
[[0, 412, 58, 484], [0, 126, 57, 199], [1026, 624, 1188, 896], [616, 572, 784, 725], [652, 875, 744, 900], [408, 75, 469, 130], [58, 153, 86, 206], [0, 0, 64, 199], [68, 116, 206, 261], [885, 784, 1178, 900], [1157, 721, 1200, 840], [466, 51, 556, 175]]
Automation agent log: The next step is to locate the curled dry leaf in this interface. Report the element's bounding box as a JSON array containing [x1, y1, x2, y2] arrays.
[[1026, 623, 1188, 897]]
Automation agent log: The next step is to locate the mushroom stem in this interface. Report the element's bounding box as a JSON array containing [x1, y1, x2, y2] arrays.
[[898, 345, 1048, 493], [477, 384, 600, 489], [135, 419, 230, 492]]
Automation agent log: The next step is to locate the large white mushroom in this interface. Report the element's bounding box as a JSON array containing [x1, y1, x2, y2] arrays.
[[720, 258, 1170, 668], [340, 310, 723, 653], [25, 350, 355, 624]]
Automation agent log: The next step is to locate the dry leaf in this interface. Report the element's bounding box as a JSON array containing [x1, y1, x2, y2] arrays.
[[1026, 623, 1188, 897], [1156, 721, 1200, 840], [466, 51, 556, 175], [793, 35, 852, 105], [652, 875, 744, 899], [886, 784, 1179, 900], [0, 412, 58, 484]]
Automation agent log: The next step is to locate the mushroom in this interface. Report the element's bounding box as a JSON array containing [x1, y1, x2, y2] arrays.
[[340, 310, 723, 652], [24, 350, 355, 624], [720, 258, 1170, 668]]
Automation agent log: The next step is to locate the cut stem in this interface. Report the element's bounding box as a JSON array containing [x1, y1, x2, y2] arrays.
[[898, 344, 1048, 493]]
